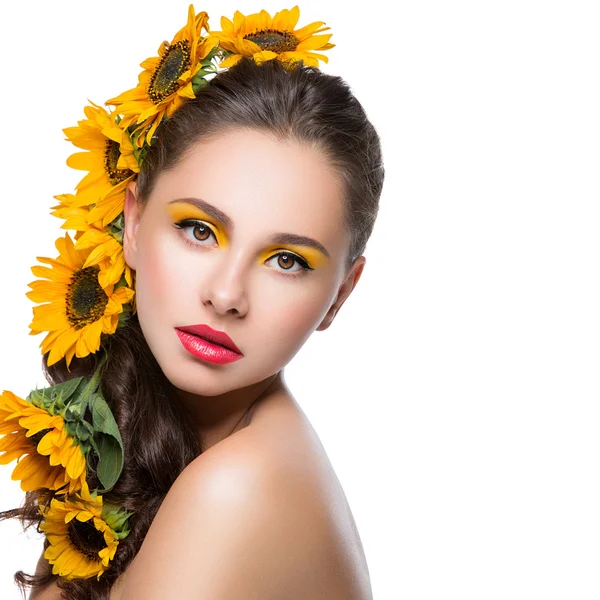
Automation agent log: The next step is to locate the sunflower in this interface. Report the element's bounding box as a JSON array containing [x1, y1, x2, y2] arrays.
[[50, 193, 93, 234], [73, 228, 133, 290], [209, 5, 335, 70], [27, 233, 135, 369], [0, 391, 88, 495], [115, 125, 139, 173], [63, 101, 137, 228], [39, 488, 119, 581], [51, 195, 133, 289], [105, 4, 219, 148]]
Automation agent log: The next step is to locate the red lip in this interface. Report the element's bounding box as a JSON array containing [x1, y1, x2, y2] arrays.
[[175, 324, 242, 355]]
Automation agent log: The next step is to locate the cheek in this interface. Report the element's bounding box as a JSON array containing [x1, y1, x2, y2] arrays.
[[254, 284, 332, 360], [134, 234, 191, 319]]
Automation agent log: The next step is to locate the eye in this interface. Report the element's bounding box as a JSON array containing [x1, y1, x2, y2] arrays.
[[173, 220, 314, 276], [265, 251, 314, 276], [173, 219, 217, 248]]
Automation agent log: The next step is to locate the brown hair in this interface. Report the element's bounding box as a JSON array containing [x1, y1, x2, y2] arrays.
[[0, 57, 384, 599]]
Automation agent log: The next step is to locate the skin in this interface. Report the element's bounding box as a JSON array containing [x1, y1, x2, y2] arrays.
[[121, 127, 365, 450], [30, 128, 372, 599]]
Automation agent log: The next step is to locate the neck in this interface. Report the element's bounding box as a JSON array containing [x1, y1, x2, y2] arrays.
[[175, 369, 285, 451]]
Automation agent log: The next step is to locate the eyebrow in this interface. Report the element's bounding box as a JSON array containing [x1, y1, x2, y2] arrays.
[[168, 197, 331, 258]]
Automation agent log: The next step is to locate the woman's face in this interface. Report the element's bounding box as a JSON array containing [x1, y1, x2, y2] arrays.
[[123, 127, 365, 396]]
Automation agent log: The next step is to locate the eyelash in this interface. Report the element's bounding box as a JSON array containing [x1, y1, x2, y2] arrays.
[[173, 219, 314, 276]]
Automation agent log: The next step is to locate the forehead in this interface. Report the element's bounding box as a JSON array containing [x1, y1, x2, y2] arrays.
[[148, 128, 347, 244]]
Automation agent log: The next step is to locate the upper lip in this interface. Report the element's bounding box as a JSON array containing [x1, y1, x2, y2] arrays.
[[175, 324, 242, 354]]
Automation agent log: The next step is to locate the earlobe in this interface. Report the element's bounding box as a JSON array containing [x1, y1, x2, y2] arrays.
[[316, 306, 337, 332], [123, 181, 141, 271], [316, 256, 366, 332]]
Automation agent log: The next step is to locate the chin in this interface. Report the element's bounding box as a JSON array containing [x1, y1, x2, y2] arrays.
[[159, 353, 242, 396]]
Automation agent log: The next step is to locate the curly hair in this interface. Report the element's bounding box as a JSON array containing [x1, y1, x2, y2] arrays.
[[0, 56, 385, 599]]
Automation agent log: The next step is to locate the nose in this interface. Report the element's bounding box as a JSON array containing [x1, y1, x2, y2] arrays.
[[199, 253, 249, 317]]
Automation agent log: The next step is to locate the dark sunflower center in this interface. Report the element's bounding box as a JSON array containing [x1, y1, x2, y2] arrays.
[[148, 40, 192, 104], [66, 267, 109, 330], [68, 518, 107, 561], [29, 428, 53, 448], [244, 29, 299, 53], [104, 140, 134, 186]]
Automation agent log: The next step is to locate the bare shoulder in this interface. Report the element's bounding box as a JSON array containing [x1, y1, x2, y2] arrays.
[[114, 392, 373, 600], [116, 428, 318, 599]]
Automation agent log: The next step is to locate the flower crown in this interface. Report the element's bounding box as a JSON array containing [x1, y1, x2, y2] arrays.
[[0, 4, 334, 583]]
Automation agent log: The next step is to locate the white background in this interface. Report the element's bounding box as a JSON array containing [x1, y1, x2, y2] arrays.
[[1, 1, 599, 598]]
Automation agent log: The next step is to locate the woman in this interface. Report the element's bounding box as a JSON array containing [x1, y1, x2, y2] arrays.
[[1, 6, 384, 599]]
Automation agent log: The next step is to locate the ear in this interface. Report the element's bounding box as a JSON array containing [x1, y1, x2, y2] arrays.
[[316, 256, 367, 332], [123, 180, 142, 271]]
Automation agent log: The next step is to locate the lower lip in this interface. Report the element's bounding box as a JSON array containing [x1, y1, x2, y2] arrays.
[[175, 329, 243, 364]]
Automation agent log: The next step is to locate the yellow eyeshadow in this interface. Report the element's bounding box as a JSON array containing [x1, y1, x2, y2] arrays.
[[258, 245, 328, 268], [167, 203, 228, 247], [167, 203, 328, 267]]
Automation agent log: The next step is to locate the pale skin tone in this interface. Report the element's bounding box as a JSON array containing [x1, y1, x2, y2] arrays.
[[31, 128, 372, 599]]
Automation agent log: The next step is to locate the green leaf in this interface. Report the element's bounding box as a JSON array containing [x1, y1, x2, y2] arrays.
[[112, 529, 131, 541], [95, 435, 123, 492], [27, 376, 88, 409], [63, 405, 78, 421], [117, 309, 132, 329], [91, 394, 122, 439], [87, 434, 99, 455], [191, 78, 208, 94], [26, 387, 44, 408], [103, 505, 134, 532], [111, 228, 124, 244], [191, 67, 212, 82], [107, 213, 125, 245], [54, 377, 88, 403], [91, 394, 124, 492], [203, 45, 221, 63], [74, 420, 93, 442]]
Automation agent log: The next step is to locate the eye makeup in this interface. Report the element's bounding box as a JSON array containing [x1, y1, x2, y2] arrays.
[[166, 199, 331, 269], [172, 217, 315, 277], [167, 203, 229, 248]]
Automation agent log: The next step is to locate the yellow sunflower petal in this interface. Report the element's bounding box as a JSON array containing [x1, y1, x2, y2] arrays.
[[272, 5, 301, 31], [253, 50, 279, 65], [296, 33, 333, 52]]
